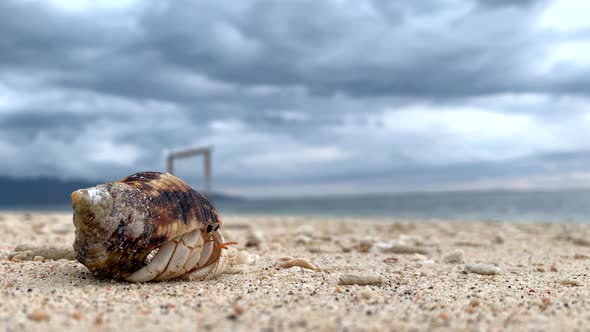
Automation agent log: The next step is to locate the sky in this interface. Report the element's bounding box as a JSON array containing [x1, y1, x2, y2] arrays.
[[1, 0, 590, 197]]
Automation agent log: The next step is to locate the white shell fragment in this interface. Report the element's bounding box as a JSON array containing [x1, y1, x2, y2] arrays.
[[465, 263, 501, 275]]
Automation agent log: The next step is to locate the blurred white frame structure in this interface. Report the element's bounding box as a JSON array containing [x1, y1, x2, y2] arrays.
[[166, 146, 212, 196]]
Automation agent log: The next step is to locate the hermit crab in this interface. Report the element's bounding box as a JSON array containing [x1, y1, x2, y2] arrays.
[[70, 171, 236, 282]]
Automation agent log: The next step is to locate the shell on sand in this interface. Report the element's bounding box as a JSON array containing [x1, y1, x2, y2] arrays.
[[71, 171, 226, 281]]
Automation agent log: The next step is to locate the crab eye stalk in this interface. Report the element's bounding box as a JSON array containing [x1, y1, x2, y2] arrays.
[[206, 224, 214, 233]]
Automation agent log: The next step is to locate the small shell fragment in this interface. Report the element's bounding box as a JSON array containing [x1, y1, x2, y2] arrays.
[[338, 274, 383, 286], [560, 279, 582, 286], [465, 263, 501, 275], [443, 250, 464, 264], [278, 257, 320, 271]]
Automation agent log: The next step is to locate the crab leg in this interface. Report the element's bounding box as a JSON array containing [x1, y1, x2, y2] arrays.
[[184, 245, 229, 280], [125, 228, 229, 282], [197, 239, 214, 268], [184, 231, 229, 280], [125, 240, 178, 282], [126, 228, 203, 282], [154, 229, 203, 281], [183, 240, 205, 271]]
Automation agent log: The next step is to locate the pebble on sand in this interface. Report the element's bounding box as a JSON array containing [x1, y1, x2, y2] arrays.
[[469, 299, 481, 307], [338, 274, 383, 286], [10, 250, 33, 261], [383, 257, 398, 264], [410, 253, 428, 261], [386, 244, 429, 255], [464, 263, 501, 275], [235, 250, 251, 265], [295, 234, 312, 245], [28, 310, 50, 322], [72, 311, 82, 320], [571, 237, 590, 247], [540, 297, 552, 311], [246, 230, 264, 247], [9, 244, 75, 261], [358, 240, 373, 253], [443, 250, 464, 264], [358, 288, 376, 300], [419, 260, 435, 266], [493, 235, 505, 244], [295, 224, 314, 236], [234, 304, 246, 316], [222, 247, 248, 274]]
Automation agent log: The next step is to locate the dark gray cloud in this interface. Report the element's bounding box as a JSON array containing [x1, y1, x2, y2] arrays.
[[0, 0, 564, 100], [0, 0, 589, 196], [136, 0, 538, 98], [0, 111, 102, 144]]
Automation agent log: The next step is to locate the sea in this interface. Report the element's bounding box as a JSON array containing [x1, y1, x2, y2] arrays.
[[12, 189, 590, 223], [214, 189, 590, 223]]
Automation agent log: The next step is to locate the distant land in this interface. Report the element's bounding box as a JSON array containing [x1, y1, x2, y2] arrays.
[[0, 176, 242, 208], [2, 177, 590, 222]]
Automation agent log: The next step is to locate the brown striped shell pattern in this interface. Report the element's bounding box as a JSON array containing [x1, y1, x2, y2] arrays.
[[70, 171, 235, 282]]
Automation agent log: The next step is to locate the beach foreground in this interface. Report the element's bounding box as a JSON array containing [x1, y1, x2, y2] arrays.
[[1, 212, 589, 331]]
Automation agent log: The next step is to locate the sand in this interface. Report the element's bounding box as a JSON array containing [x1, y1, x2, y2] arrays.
[[1, 212, 590, 331]]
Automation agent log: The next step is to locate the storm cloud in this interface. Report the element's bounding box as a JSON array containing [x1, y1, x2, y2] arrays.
[[0, 0, 589, 197]]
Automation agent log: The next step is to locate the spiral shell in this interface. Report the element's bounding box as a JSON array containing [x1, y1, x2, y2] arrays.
[[71, 171, 227, 281]]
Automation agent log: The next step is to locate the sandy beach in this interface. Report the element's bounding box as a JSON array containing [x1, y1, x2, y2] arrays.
[[1, 212, 590, 331]]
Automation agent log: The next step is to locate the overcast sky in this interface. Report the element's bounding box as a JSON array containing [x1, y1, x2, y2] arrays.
[[1, 0, 589, 197]]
